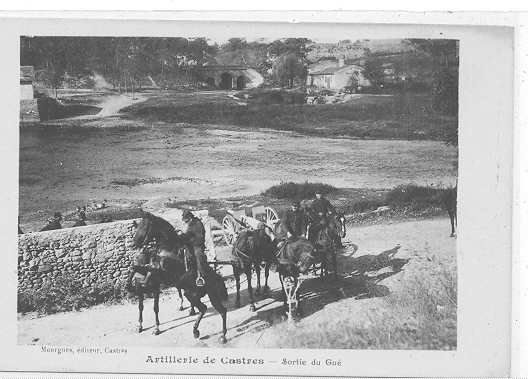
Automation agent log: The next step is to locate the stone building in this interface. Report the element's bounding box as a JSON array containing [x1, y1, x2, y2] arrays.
[[306, 59, 372, 91], [202, 64, 264, 90]]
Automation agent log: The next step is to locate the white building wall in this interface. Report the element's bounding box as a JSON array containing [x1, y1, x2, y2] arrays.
[[20, 83, 34, 100]]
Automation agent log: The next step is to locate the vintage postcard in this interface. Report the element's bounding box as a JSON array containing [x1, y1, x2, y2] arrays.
[[0, 11, 518, 377]]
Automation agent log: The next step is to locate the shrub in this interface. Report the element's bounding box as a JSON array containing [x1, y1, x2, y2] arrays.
[[18, 273, 129, 315], [358, 85, 382, 94], [386, 184, 445, 210], [429, 69, 458, 116], [312, 95, 326, 104], [344, 198, 386, 214], [262, 181, 337, 200]]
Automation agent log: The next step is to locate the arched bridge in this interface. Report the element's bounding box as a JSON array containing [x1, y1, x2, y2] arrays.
[[202, 65, 263, 90]]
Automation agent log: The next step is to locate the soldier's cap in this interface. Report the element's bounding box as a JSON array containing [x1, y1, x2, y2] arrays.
[[315, 190, 323, 194], [292, 200, 301, 207], [182, 210, 194, 220]]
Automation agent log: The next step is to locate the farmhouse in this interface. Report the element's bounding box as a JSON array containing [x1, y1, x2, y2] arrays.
[[202, 64, 264, 90], [306, 59, 372, 91], [20, 66, 35, 100]]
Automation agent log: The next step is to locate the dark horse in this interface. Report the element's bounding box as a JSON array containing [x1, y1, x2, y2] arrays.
[[127, 248, 164, 335], [231, 225, 276, 311], [273, 221, 318, 320], [129, 212, 229, 343], [443, 186, 457, 237], [306, 209, 347, 280]]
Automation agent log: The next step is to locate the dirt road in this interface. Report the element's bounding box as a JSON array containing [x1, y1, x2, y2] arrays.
[[18, 219, 456, 348]]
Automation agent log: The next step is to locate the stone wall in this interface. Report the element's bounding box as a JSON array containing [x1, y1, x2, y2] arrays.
[[18, 220, 137, 291], [17, 210, 215, 292]]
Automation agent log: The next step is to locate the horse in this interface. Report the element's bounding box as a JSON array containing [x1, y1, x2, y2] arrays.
[[231, 225, 276, 311], [442, 186, 457, 237], [306, 209, 347, 280], [127, 249, 163, 335], [273, 220, 318, 320], [130, 212, 228, 343]]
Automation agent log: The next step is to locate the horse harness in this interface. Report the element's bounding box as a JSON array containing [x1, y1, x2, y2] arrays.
[[232, 230, 256, 261], [275, 239, 317, 268]]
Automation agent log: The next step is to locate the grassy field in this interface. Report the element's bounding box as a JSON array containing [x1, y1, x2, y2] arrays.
[[120, 90, 457, 141], [263, 252, 457, 350]]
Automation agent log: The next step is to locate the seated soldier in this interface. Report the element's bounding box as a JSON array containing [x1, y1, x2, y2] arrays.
[[40, 212, 63, 231], [73, 208, 87, 227]]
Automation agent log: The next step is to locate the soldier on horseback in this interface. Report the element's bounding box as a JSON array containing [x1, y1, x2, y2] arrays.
[[276, 200, 308, 256], [181, 210, 209, 286], [308, 191, 345, 249]]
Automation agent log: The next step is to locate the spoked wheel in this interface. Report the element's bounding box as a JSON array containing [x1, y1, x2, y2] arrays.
[[222, 214, 238, 247], [264, 206, 279, 228]]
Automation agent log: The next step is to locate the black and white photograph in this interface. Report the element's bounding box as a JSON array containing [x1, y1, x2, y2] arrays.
[[0, 11, 519, 377]]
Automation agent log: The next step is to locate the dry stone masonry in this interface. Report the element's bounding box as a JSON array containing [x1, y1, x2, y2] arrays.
[[17, 210, 214, 291]]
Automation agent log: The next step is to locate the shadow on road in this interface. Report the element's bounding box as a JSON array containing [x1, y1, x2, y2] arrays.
[[132, 245, 410, 343], [223, 245, 410, 344]]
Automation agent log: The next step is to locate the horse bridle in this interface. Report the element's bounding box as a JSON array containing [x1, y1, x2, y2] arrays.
[[328, 214, 346, 238], [329, 218, 342, 237]]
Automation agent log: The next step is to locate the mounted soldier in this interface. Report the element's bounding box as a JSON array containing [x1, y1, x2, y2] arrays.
[[283, 200, 308, 240], [308, 191, 345, 249], [181, 210, 210, 286], [276, 200, 308, 255]]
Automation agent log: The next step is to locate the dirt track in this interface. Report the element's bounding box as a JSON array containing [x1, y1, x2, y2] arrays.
[[18, 219, 456, 348]]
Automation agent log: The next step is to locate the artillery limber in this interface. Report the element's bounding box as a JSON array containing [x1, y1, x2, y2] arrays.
[[222, 205, 280, 246], [221, 205, 321, 322]]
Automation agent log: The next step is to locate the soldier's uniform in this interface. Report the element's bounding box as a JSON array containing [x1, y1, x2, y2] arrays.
[[283, 206, 308, 239], [40, 212, 63, 231], [309, 193, 344, 248], [183, 210, 210, 285]]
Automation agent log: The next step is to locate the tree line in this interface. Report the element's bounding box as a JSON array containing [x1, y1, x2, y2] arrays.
[[20, 37, 218, 95], [20, 36, 458, 125], [20, 36, 315, 93]]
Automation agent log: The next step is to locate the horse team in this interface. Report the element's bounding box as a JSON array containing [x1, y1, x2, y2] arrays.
[[127, 196, 347, 344]]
